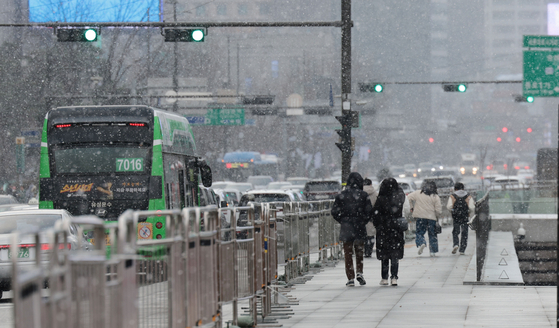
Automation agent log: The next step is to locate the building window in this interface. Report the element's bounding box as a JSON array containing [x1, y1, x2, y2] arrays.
[[519, 25, 541, 34], [238, 3, 248, 15], [493, 11, 514, 20], [493, 39, 515, 48], [494, 25, 515, 33], [217, 4, 227, 16], [196, 5, 206, 17], [259, 3, 271, 15], [518, 11, 540, 20]]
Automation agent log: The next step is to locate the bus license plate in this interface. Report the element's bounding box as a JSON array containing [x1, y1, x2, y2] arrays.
[[8, 248, 29, 259]]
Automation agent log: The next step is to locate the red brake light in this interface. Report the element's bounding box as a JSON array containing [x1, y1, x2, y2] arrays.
[[226, 163, 232, 169], [129, 123, 145, 127], [56, 124, 71, 128]]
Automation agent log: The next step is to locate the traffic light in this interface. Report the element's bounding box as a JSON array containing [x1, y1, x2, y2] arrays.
[[164, 29, 205, 42], [442, 84, 467, 92], [335, 112, 358, 153], [57, 28, 98, 42], [358, 83, 383, 93], [514, 95, 534, 103]]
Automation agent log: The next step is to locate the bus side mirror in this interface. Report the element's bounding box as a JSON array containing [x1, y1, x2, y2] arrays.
[[200, 161, 212, 187]]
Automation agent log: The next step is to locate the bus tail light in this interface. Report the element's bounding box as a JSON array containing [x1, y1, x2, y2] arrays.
[[129, 123, 146, 127], [55, 124, 72, 128]]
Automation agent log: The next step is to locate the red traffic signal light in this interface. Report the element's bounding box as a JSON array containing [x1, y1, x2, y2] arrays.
[[428, 138, 434, 143], [516, 137, 521, 142], [527, 128, 532, 133], [502, 127, 508, 133], [497, 137, 502, 142]]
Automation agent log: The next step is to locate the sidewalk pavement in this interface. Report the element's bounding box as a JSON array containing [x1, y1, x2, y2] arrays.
[[280, 226, 556, 328]]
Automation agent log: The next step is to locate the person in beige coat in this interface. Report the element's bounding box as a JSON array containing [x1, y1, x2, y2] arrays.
[[408, 181, 442, 257], [363, 178, 378, 257]]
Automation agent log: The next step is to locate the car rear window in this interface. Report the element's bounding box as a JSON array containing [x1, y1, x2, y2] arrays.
[[0, 214, 62, 234], [305, 182, 341, 192], [425, 178, 454, 188], [241, 193, 291, 204]]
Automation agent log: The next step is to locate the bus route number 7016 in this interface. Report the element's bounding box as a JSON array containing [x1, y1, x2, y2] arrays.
[[116, 158, 143, 172]]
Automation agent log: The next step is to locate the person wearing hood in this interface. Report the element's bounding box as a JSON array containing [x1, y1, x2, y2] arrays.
[[408, 181, 442, 257], [372, 178, 410, 286], [446, 182, 475, 255], [363, 178, 378, 258], [331, 172, 374, 287]]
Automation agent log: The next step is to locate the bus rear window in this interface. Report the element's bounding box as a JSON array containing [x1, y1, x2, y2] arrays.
[[54, 146, 149, 174]]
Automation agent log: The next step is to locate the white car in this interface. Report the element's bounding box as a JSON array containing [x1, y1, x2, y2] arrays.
[[0, 209, 91, 299]]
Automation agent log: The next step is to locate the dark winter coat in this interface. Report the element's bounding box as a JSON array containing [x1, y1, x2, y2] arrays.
[[372, 178, 406, 260], [331, 172, 373, 242]]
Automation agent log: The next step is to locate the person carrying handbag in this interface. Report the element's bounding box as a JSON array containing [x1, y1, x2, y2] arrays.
[[371, 178, 410, 286], [408, 181, 443, 257], [363, 178, 378, 257]]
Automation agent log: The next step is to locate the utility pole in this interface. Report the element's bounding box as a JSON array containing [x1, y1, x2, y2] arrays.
[[172, 0, 179, 112], [336, 0, 354, 186]]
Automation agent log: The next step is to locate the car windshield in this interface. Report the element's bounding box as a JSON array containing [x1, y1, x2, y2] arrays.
[[267, 182, 291, 189], [0, 214, 62, 234], [305, 182, 340, 192], [247, 177, 273, 185], [288, 179, 307, 185], [228, 183, 253, 192]]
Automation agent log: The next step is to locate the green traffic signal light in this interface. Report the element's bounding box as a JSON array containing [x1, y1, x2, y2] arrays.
[[457, 84, 467, 92], [84, 28, 98, 42], [164, 28, 206, 42], [526, 96, 534, 103], [56, 28, 99, 42], [374, 84, 383, 93], [191, 29, 205, 42]]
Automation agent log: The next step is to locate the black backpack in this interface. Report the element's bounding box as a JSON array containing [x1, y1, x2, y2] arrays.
[[451, 193, 469, 223]]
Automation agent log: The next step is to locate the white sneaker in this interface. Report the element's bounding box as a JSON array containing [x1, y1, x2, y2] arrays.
[[460, 252, 465, 255], [346, 279, 355, 287], [391, 278, 398, 286], [418, 244, 426, 255], [430, 253, 436, 257], [379, 279, 389, 286], [452, 246, 459, 254]]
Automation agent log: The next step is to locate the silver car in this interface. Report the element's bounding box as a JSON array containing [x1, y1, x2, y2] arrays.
[[0, 209, 90, 299]]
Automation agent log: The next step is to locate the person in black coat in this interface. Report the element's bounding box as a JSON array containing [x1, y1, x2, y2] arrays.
[[372, 178, 406, 286], [331, 172, 373, 287]]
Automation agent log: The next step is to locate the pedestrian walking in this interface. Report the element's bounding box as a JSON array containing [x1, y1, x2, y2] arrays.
[[408, 181, 442, 257], [372, 178, 410, 286], [363, 178, 378, 258], [331, 172, 374, 287], [447, 182, 475, 255]]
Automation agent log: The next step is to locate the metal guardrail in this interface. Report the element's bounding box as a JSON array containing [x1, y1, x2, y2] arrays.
[[11, 200, 339, 327]]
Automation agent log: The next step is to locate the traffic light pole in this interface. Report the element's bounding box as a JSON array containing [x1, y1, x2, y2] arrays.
[[340, 0, 353, 186]]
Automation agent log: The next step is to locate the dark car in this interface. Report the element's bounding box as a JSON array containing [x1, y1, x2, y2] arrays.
[[303, 180, 341, 201]]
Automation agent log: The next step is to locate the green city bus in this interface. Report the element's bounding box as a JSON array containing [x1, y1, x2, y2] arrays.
[[38, 105, 212, 240]]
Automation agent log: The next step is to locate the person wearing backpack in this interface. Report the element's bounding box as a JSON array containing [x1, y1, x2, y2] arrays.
[[447, 182, 475, 255]]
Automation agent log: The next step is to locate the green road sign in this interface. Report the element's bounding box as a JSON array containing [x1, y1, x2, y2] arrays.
[[523, 35, 559, 48], [523, 50, 559, 97], [205, 108, 245, 125]]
